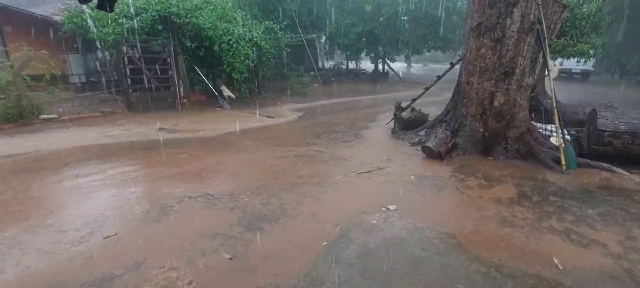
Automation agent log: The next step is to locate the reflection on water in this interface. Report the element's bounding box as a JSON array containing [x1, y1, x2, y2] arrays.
[[0, 161, 146, 281]]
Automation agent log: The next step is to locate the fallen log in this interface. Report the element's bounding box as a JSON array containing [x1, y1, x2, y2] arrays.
[[584, 109, 640, 158], [386, 57, 463, 125], [392, 104, 430, 133]]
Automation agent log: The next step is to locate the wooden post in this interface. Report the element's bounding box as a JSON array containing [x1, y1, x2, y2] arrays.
[[345, 52, 349, 72], [115, 41, 131, 110], [78, 37, 91, 91], [174, 29, 190, 93], [169, 30, 181, 111], [384, 59, 402, 79]]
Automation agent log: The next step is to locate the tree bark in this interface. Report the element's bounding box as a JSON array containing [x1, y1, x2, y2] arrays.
[[345, 52, 349, 72], [584, 109, 640, 158], [419, 0, 567, 164]]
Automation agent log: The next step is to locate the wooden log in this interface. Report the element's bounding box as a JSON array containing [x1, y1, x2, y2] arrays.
[[584, 109, 640, 157], [421, 128, 453, 160], [393, 105, 430, 132]]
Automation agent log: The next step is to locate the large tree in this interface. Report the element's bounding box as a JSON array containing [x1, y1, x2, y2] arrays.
[[418, 0, 569, 168], [417, 0, 621, 172]]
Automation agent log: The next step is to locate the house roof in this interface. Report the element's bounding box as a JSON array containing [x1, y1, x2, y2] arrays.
[[0, 0, 80, 22], [0, 2, 57, 22], [29, 0, 80, 21]]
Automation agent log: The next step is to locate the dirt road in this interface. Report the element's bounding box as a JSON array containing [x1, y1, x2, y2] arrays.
[[1, 77, 640, 288]]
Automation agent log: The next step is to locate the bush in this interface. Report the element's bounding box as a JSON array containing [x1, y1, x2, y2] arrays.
[[0, 95, 44, 124], [0, 47, 53, 124], [287, 71, 310, 96]]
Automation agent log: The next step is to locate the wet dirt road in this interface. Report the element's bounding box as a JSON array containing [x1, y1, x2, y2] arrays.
[[2, 78, 640, 288]]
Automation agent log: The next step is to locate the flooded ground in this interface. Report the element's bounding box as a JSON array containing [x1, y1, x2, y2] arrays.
[[1, 76, 640, 288]]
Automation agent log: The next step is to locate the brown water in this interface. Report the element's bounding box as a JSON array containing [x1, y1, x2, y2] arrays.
[[1, 80, 640, 288]]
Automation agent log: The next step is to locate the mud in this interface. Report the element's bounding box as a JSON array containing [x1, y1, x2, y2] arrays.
[[1, 77, 640, 288]]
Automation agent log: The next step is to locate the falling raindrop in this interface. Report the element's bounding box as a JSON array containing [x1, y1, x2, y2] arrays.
[[157, 121, 166, 161], [81, 6, 112, 98], [440, 0, 446, 36]]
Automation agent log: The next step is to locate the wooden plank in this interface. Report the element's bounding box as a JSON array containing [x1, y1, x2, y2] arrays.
[[129, 84, 172, 89], [127, 65, 170, 69], [127, 54, 170, 58], [128, 75, 172, 78]]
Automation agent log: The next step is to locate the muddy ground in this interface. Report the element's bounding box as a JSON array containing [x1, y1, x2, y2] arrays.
[[1, 73, 640, 288]]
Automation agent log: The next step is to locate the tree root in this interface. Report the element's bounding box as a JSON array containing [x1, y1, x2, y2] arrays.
[[529, 140, 564, 172], [408, 104, 630, 175], [576, 158, 630, 175], [529, 134, 630, 175]]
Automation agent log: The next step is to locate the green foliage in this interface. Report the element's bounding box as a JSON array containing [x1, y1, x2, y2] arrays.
[[61, 0, 283, 95], [0, 47, 55, 124], [325, 0, 465, 67], [0, 95, 44, 123], [594, 0, 640, 73], [551, 0, 605, 60], [241, 0, 465, 68], [286, 70, 310, 96]]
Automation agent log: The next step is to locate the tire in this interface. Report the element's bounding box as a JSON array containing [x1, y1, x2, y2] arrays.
[[581, 73, 591, 81]]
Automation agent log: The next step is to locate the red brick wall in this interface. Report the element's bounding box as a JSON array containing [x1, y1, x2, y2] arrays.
[[0, 6, 67, 75]]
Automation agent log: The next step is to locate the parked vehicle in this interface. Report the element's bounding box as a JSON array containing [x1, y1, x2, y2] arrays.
[[554, 58, 594, 81]]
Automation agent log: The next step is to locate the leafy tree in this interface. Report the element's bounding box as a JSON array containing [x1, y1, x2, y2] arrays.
[[595, 0, 640, 75], [399, 0, 466, 65], [326, 0, 465, 70], [551, 0, 605, 60], [416, 0, 580, 170], [61, 0, 283, 95]]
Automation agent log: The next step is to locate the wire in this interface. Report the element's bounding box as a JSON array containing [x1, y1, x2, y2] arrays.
[[293, 10, 322, 84]]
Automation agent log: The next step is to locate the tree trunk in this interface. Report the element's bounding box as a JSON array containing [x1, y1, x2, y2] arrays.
[[345, 52, 349, 72], [373, 57, 380, 72], [419, 0, 567, 165]]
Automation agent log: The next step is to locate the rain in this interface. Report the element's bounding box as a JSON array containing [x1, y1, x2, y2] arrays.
[[0, 0, 639, 288]]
